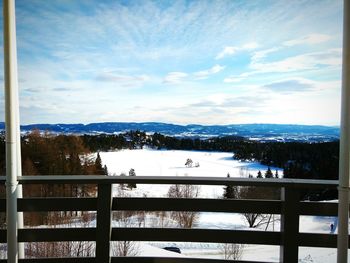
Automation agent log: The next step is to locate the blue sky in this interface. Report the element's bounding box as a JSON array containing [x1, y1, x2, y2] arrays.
[[0, 0, 344, 125]]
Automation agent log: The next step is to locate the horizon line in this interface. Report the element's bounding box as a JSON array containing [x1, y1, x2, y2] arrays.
[[0, 121, 340, 128]]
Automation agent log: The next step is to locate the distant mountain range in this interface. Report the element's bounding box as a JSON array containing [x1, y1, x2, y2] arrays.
[[0, 122, 340, 142]]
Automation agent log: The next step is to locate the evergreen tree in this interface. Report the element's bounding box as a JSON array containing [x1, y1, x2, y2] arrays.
[[94, 152, 105, 175], [103, 165, 108, 175], [265, 167, 273, 178], [257, 170, 263, 178], [127, 168, 137, 189], [223, 173, 236, 199], [95, 152, 102, 168], [185, 158, 193, 168]]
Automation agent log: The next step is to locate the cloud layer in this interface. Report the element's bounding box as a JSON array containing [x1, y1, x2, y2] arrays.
[[0, 0, 342, 125]]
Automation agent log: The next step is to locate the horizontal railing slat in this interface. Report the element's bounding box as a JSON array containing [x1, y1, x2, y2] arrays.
[[0, 175, 344, 263], [18, 198, 97, 212], [0, 228, 96, 243], [298, 233, 348, 248], [0, 198, 341, 216], [0, 198, 97, 212], [0, 230, 5, 243], [0, 175, 336, 188], [112, 257, 275, 263], [0, 259, 96, 263], [0, 258, 276, 263], [299, 201, 338, 216], [18, 228, 96, 242], [113, 198, 282, 214], [112, 228, 280, 245], [0, 199, 4, 212]]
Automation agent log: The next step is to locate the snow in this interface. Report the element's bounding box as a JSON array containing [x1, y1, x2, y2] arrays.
[[101, 149, 279, 179], [100, 149, 347, 262], [138, 243, 187, 257], [100, 149, 282, 198]]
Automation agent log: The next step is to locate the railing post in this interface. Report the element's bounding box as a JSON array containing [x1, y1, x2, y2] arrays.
[[280, 187, 300, 263], [3, 0, 20, 262], [96, 183, 112, 263], [338, 0, 350, 262]]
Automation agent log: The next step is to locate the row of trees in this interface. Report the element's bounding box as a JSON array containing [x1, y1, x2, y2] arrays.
[[232, 141, 339, 181], [81, 131, 339, 200], [0, 130, 108, 178], [223, 169, 280, 229], [11, 130, 337, 185], [0, 131, 109, 258], [81, 131, 339, 182]]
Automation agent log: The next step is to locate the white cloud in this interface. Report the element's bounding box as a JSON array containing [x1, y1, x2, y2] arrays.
[[262, 78, 316, 93], [283, 34, 332, 47], [215, 47, 239, 60], [242, 42, 259, 50], [194, 64, 225, 79], [223, 76, 245, 83], [96, 73, 150, 87], [9, 1, 342, 125], [250, 48, 341, 74], [224, 46, 341, 85], [215, 42, 258, 59], [189, 94, 267, 108], [164, 64, 225, 83], [163, 72, 189, 84], [251, 47, 280, 62]]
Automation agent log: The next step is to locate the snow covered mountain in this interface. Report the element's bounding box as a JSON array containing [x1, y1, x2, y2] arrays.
[[0, 122, 339, 142]]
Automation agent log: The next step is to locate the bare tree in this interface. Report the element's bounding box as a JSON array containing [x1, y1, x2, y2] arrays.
[[220, 243, 244, 260], [26, 212, 95, 258], [112, 240, 139, 257], [112, 186, 140, 256], [239, 184, 279, 228], [242, 213, 269, 228], [185, 158, 193, 168], [167, 184, 200, 228]]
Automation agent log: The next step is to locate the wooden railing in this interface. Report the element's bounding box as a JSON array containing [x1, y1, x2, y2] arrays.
[[0, 176, 342, 263]]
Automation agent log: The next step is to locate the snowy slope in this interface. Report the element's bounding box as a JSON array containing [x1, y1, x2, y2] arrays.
[[100, 149, 347, 262]]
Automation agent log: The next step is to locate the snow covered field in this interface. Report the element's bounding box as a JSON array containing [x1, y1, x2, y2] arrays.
[[100, 149, 345, 262], [100, 149, 282, 198], [100, 149, 277, 179]]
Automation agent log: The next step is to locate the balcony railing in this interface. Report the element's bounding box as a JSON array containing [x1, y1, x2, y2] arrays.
[[0, 175, 342, 263]]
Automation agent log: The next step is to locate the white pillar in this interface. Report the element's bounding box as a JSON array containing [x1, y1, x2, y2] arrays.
[[337, 0, 350, 262], [14, 45, 24, 259], [16, 104, 24, 259], [3, 0, 20, 262]]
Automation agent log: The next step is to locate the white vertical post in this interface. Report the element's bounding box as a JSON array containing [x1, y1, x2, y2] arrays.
[[16, 101, 24, 259], [3, 0, 20, 262], [337, 0, 350, 262], [14, 39, 24, 258]]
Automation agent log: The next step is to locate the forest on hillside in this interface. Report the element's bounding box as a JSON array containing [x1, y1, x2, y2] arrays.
[[0, 129, 340, 258], [0, 130, 339, 183], [0, 130, 340, 202], [0, 130, 107, 227], [81, 130, 339, 181]]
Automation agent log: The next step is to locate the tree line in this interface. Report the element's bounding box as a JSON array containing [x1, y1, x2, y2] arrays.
[[81, 130, 339, 200], [2, 130, 338, 182], [0, 130, 108, 226], [0, 129, 339, 199], [0, 129, 339, 257], [81, 131, 339, 181]]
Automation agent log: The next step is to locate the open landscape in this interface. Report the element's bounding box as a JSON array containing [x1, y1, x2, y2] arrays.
[[0, 0, 346, 262], [100, 149, 340, 262], [100, 149, 282, 198]]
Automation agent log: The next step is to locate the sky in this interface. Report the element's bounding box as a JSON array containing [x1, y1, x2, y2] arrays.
[[0, 0, 344, 125]]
